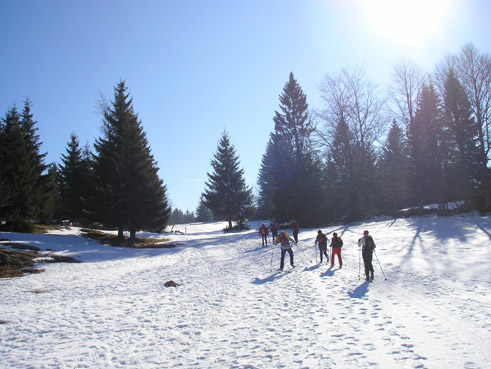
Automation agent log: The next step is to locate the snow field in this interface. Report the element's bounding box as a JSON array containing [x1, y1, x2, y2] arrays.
[[1, 214, 490, 368]]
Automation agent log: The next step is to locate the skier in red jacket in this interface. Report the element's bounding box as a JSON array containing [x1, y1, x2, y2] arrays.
[[259, 224, 270, 246], [330, 232, 343, 268]]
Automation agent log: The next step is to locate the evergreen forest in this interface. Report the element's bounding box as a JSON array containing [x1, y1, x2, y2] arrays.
[[1, 44, 491, 233]]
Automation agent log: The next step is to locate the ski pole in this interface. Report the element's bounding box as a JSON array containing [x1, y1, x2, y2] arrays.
[[270, 244, 275, 272], [373, 250, 387, 280], [358, 242, 361, 280], [315, 244, 318, 263], [294, 243, 312, 263]]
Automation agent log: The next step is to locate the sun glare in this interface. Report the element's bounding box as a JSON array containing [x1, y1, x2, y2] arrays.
[[362, 0, 450, 46]]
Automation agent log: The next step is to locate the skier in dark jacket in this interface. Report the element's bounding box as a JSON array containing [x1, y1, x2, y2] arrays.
[[330, 232, 343, 268], [315, 230, 329, 264], [360, 230, 376, 281], [291, 221, 300, 244], [269, 219, 278, 243]]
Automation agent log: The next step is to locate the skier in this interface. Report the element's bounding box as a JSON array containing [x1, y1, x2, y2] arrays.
[[291, 220, 300, 244], [330, 232, 343, 268], [275, 231, 295, 271], [314, 230, 329, 264], [269, 219, 278, 243], [258, 224, 270, 246], [360, 230, 376, 281]]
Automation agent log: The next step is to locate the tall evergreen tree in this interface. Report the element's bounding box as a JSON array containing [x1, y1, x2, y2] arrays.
[[57, 133, 93, 223], [257, 133, 295, 221], [377, 120, 410, 215], [20, 100, 55, 222], [318, 68, 383, 221], [273, 72, 314, 165], [443, 70, 482, 208], [203, 131, 254, 229], [454, 44, 491, 212], [0, 107, 24, 221], [322, 117, 353, 219], [0, 101, 54, 226], [91, 81, 170, 240], [258, 73, 323, 225], [408, 83, 447, 211]]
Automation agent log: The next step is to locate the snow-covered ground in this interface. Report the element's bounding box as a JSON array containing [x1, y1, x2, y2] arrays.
[[1, 214, 491, 368]]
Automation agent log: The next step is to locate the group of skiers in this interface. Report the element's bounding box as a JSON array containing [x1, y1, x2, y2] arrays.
[[258, 221, 377, 281]]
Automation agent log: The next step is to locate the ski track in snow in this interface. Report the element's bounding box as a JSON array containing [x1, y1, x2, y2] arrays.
[[1, 214, 491, 368]]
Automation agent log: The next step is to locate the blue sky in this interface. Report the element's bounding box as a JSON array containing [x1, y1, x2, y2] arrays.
[[1, 0, 490, 212]]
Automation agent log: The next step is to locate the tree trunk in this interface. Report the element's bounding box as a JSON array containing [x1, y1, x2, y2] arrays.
[[117, 227, 124, 240]]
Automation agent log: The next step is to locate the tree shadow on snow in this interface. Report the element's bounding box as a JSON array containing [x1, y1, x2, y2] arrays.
[[348, 281, 369, 298]]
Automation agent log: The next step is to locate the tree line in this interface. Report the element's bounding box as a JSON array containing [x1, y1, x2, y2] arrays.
[[206, 43, 491, 227], [1, 43, 490, 235], [1, 82, 170, 239]]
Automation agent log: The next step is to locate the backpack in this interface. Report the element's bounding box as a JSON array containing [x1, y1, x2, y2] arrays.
[[278, 232, 288, 245], [333, 236, 343, 247], [319, 234, 327, 245], [362, 236, 374, 251]]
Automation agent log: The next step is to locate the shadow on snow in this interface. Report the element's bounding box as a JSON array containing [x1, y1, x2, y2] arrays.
[[348, 281, 370, 298]]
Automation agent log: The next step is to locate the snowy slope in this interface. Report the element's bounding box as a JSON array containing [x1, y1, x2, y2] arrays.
[[1, 214, 490, 368]]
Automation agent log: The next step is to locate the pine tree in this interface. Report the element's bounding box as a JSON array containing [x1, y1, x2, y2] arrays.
[[257, 133, 294, 221], [318, 67, 384, 221], [377, 120, 410, 215], [91, 81, 170, 240], [324, 116, 379, 221], [443, 70, 482, 208], [0, 101, 53, 227], [273, 72, 314, 165], [453, 43, 491, 212], [408, 83, 446, 212], [203, 131, 254, 230], [258, 73, 323, 225], [195, 194, 214, 222], [57, 133, 93, 223], [325, 117, 353, 217], [0, 108, 22, 221], [20, 99, 55, 222]]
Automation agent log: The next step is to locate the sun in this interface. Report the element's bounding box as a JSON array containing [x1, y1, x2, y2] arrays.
[[362, 0, 450, 46]]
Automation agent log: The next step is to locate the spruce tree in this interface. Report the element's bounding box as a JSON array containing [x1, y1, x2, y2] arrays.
[[195, 194, 214, 222], [57, 133, 93, 223], [324, 117, 356, 219], [408, 83, 446, 212], [323, 116, 379, 221], [0, 101, 53, 227], [257, 133, 295, 222], [20, 100, 55, 222], [92, 81, 170, 240], [454, 44, 491, 212], [318, 68, 383, 221], [377, 120, 410, 215], [203, 131, 254, 230], [258, 73, 323, 225], [443, 70, 482, 208], [0, 107, 23, 221]]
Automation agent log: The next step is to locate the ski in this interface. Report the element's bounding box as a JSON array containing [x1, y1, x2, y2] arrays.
[[278, 266, 296, 273]]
